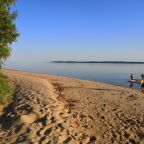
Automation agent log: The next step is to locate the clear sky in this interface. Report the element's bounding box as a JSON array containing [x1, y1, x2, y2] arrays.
[[7, 0, 144, 65]]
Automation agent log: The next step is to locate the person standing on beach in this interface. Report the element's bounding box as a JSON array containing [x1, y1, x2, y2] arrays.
[[129, 73, 135, 88], [140, 74, 144, 93], [130, 73, 135, 81]]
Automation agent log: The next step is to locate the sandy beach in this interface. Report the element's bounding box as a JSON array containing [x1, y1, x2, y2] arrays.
[[0, 69, 144, 144]]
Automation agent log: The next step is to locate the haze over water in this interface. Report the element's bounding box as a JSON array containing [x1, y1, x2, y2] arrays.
[[5, 63, 144, 89]]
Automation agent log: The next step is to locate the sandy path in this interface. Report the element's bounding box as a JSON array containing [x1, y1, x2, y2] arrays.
[[0, 69, 144, 144], [0, 70, 97, 144]]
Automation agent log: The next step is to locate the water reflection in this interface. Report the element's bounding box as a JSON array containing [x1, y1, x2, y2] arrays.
[[129, 82, 134, 89]]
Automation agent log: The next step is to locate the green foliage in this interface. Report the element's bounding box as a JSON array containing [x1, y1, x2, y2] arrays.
[[0, 0, 19, 68], [0, 73, 10, 104]]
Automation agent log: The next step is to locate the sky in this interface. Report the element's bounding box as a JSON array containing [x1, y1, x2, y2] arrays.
[[6, 0, 144, 66]]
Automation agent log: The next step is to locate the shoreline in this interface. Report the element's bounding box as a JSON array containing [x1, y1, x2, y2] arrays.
[[0, 69, 144, 143], [3, 68, 140, 91]]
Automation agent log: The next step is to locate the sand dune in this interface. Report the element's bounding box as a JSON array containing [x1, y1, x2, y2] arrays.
[[0, 69, 144, 144]]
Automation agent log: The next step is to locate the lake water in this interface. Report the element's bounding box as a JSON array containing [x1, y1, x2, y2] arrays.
[[6, 62, 144, 89]]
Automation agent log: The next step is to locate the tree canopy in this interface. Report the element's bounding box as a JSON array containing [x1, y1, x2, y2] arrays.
[[0, 0, 19, 68]]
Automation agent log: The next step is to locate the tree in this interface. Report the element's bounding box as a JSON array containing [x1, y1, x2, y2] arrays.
[[0, 0, 19, 68]]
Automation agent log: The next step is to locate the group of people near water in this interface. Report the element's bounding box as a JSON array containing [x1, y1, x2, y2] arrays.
[[130, 73, 144, 92]]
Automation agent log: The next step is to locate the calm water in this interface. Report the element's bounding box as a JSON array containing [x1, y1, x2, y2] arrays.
[[6, 62, 144, 89]]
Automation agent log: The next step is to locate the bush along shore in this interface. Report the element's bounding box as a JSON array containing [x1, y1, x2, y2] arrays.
[[0, 73, 11, 104]]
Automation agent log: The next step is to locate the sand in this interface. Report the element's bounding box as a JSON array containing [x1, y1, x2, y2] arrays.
[[0, 69, 144, 144]]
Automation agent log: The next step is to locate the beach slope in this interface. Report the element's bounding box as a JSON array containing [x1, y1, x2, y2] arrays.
[[0, 69, 144, 144]]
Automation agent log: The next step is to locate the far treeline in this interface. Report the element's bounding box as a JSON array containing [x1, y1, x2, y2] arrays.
[[52, 61, 144, 64], [0, 0, 19, 68]]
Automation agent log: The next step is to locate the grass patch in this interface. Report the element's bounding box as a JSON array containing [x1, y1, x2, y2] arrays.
[[0, 73, 11, 104]]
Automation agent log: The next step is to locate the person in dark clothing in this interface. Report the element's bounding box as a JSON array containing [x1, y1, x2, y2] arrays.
[[130, 73, 135, 81]]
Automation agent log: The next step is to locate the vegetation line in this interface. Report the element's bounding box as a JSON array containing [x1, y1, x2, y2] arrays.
[[51, 61, 144, 64], [0, 73, 11, 104]]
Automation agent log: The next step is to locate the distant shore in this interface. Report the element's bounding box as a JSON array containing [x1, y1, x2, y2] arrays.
[[0, 69, 144, 143], [51, 61, 144, 64]]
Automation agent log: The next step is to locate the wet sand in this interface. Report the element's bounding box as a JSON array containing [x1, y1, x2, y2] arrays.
[[0, 69, 144, 144]]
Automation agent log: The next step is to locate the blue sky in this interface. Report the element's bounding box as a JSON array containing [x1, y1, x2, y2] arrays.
[[7, 0, 144, 65]]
